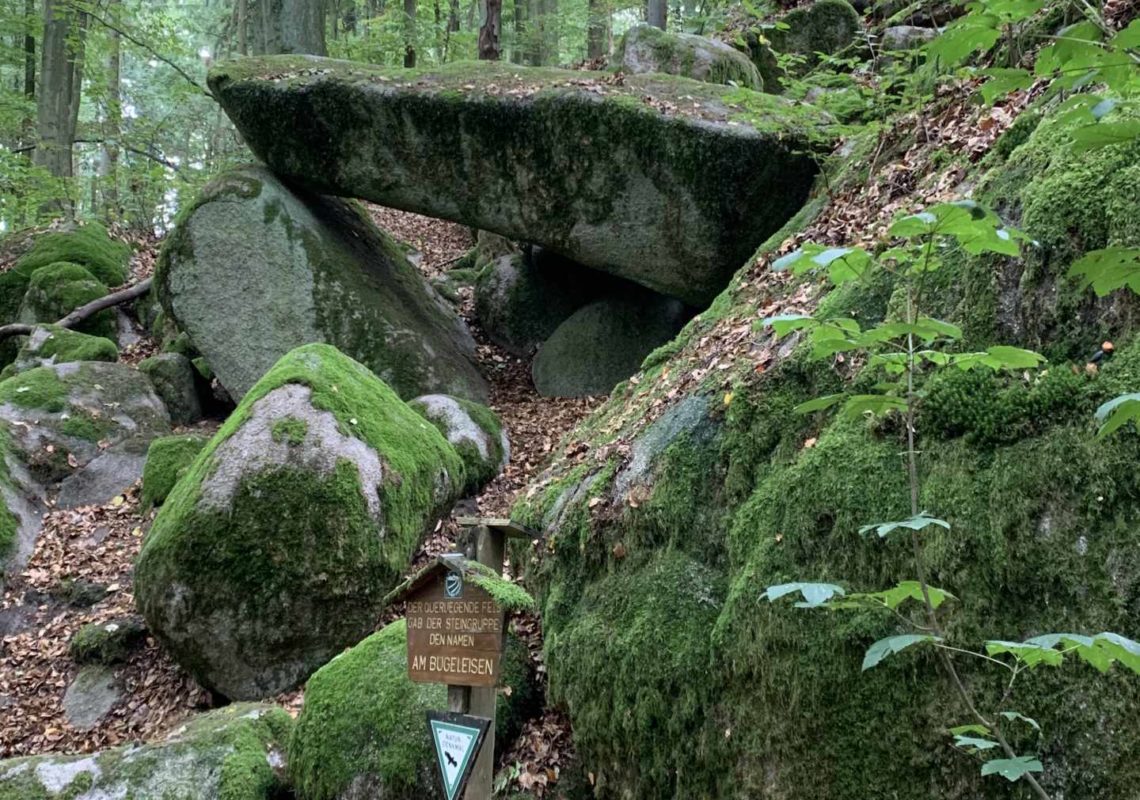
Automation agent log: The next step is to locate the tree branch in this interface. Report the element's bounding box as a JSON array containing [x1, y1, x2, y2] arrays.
[[0, 277, 153, 341], [68, 2, 216, 101]]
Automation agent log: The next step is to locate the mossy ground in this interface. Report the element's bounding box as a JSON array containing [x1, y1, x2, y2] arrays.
[[0, 366, 69, 412], [511, 104, 1140, 797], [0, 326, 118, 380], [12, 223, 130, 287]]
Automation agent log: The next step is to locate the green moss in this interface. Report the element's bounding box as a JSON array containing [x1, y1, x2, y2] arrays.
[[0, 366, 68, 411], [270, 417, 308, 445], [13, 223, 130, 286], [289, 619, 446, 800], [69, 618, 147, 665], [0, 427, 16, 559], [466, 561, 536, 612], [21, 263, 115, 340], [19, 326, 117, 369], [58, 410, 113, 443], [141, 434, 208, 509]]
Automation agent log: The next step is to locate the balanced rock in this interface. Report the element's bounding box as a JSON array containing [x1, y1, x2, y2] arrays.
[[533, 291, 693, 397], [410, 394, 508, 492], [0, 704, 291, 800], [209, 57, 830, 306], [135, 344, 466, 700], [474, 247, 614, 356], [617, 24, 763, 89], [156, 165, 487, 403]]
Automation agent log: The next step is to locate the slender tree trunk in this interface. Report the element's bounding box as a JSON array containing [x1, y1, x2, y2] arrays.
[[538, 0, 557, 63], [103, 0, 122, 220], [477, 0, 501, 59], [647, 0, 666, 29], [23, 0, 35, 98], [403, 0, 416, 66], [237, 0, 248, 54], [35, 0, 78, 183], [511, 0, 527, 63], [587, 0, 608, 59]]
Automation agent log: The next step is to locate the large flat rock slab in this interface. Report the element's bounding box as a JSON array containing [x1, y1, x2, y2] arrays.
[[209, 57, 833, 306]]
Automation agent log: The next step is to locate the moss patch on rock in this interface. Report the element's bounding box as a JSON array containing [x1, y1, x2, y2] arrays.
[[140, 434, 208, 509], [12, 223, 130, 287], [410, 394, 508, 492], [0, 703, 291, 800], [135, 344, 465, 699], [0, 325, 118, 380], [18, 262, 116, 340]]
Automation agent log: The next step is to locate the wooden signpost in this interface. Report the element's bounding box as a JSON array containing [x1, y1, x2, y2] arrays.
[[388, 517, 534, 800]]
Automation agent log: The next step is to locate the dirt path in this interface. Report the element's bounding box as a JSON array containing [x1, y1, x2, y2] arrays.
[[0, 210, 592, 792]]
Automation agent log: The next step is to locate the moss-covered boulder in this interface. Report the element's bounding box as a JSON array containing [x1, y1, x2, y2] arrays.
[[141, 433, 209, 509], [410, 395, 509, 492], [475, 248, 616, 357], [208, 56, 831, 306], [769, 0, 862, 61], [0, 362, 170, 485], [532, 291, 693, 397], [0, 424, 42, 583], [138, 352, 203, 426], [156, 165, 486, 404], [0, 271, 31, 367], [12, 222, 130, 287], [0, 325, 118, 380], [18, 262, 116, 340], [135, 344, 466, 700], [616, 24, 764, 90], [0, 703, 291, 800], [289, 619, 537, 800], [511, 110, 1140, 797]]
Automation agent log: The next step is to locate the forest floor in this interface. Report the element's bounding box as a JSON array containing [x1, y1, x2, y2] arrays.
[[0, 208, 596, 795]]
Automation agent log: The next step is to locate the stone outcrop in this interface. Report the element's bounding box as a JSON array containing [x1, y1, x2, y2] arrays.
[[209, 57, 831, 306], [156, 166, 487, 403]]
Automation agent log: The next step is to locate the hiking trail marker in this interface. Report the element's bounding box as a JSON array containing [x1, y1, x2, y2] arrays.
[[385, 517, 535, 800], [428, 711, 491, 800]]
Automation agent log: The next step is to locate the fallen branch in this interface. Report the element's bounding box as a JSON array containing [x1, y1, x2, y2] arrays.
[[0, 277, 153, 341]]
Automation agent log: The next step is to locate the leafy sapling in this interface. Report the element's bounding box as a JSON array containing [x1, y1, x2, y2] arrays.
[[759, 201, 1140, 799]]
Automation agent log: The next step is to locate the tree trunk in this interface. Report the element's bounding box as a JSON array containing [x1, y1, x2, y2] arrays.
[[252, 0, 328, 55], [538, 0, 557, 64], [237, 0, 248, 54], [587, 0, 608, 59], [35, 0, 80, 185], [477, 0, 501, 59], [103, 0, 122, 220], [511, 0, 527, 64], [23, 0, 35, 98], [403, 0, 416, 66], [647, 0, 666, 29]]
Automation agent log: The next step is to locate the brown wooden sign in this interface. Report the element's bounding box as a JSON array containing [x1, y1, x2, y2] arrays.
[[406, 572, 505, 688]]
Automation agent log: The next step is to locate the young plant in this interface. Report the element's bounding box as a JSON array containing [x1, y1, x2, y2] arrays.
[[761, 201, 1140, 799]]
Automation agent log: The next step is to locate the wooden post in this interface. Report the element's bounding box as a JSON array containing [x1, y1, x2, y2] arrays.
[[463, 524, 504, 799]]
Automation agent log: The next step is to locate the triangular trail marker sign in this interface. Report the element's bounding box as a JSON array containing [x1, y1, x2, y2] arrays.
[[427, 711, 491, 800]]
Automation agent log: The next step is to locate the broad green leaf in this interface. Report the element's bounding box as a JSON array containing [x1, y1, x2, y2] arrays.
[[842, 394, 908, 418], [862, 634, 941, 671], [951, 347, 1045, 371], [771, 249, 806, 272], [765, 313, 817, 337], [950, 724, 991, 736], [984, 640, 1064, 667], [926, 17, 1001, 65], [980, 756, 1043, 782], [851, 581, 955, 611], [1094, 393, 1140, 437], [978, 67, 1033, 104], [954, 735, 1000, 751], [794, 393, 847, 414], [1000, 711, 1041, 732], [1092, 632, 1140, 674], [761, 582, 845, 608], [1111, 19, 1140, 49], [859, 513, 951, 539], [1071, 120, 1140, 152], [1068, 247, 1140, 296]]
